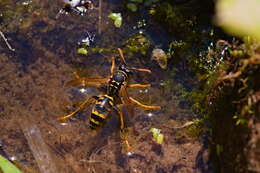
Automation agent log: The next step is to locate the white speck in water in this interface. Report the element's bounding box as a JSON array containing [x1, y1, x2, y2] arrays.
[[60, 122, 68, 126], [79, 88, 87, 93], [10, 156, 17, 161], [22, 0, 32, 5], [144, 89, 148, 93], [147, 112, 153, 117], [127, 152, 133, 156]]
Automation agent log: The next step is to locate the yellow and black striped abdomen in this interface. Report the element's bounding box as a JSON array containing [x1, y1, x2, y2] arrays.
[[89, 95, 114, 130]]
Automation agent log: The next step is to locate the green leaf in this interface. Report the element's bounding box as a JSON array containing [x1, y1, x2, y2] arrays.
[[216, 0, 260, 42], [77, 48, 88, 55], [0, 155, 23, 173], [150, 128, 164, 144], [108, 13, 122, 28], [155, 134, 164, 144], [127, 3, 138, 12]]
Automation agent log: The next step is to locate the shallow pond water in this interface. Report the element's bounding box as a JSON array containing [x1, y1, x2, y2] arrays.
[[0, 0, 210, 172]]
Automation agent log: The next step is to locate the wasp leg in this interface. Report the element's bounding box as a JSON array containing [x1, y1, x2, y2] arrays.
[[119, 85, 134, 118], [57, 97, 96, 121], [113, 105, 125, 130], [132, 68, 152, 73], [110, 56, 116, 74], [65, 77, 109, 88], [117, 48, 127, 65], [129, 97, 161, 110], [60, 101, 86, 113], [128, 84, 151, 88], [113, 105, 131, 153]]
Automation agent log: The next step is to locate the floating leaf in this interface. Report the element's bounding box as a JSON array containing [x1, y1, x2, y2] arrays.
[[150, 128, 164, 144], [127, 3, 138, 12], [0, 155, 23, 173], [108, 13, 122, 28], [77, 48, 88, 55]]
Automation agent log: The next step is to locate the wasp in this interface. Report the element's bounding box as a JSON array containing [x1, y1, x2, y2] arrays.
[[56, 0, 94, 19], [58, 48, 161, 152]]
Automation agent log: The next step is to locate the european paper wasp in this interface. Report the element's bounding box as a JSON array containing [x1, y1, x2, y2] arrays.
[[56, 0, 94, 19], [58, 48, 161, 152]]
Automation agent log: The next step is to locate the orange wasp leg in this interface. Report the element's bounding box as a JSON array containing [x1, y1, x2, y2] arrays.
[[129, 97, 161, 110], [114, 104, 132, 153], [128, 84, 151, 88], [58, 97, 96, 121]]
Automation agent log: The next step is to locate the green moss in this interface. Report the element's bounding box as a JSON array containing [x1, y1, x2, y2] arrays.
[[189, 39, 260, 172], [123, 33, 152, 58]]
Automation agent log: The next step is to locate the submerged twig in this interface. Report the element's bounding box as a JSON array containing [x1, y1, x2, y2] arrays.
[[19, 117, 58, 173], [98, 0, 102, 34], [163, 120, 198, 130], [0, 30, 15, 52]]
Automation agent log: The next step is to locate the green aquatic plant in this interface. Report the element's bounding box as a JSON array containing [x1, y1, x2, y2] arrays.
[[150, 128, 164, 144], [123, 32, 152, 58], [77, 47, 88, 55], [232, 115, 248, 126], [0, 155, 23, 173], [126, 0, 159, 12], [190, 36, 260, 172], [108, 13, 122, 28], [151, 2, 195, 37]]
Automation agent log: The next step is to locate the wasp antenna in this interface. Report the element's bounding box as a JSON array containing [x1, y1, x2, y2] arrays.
[[117, 48, 127, 65], [129, 67, 151, 73], [135, 68, 151, 73]]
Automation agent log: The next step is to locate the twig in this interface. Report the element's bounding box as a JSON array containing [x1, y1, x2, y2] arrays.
[[19, 117, 58, 173], [0, 30, 15, 52], [163, 120, 198, 131], [98, 0, 102, 34]]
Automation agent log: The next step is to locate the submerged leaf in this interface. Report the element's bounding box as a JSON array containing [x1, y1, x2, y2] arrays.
[[0, 155, 23, 173], [77, 48, 88, 55], [108, 13, 122, 28], [150, 128, 164, 144]]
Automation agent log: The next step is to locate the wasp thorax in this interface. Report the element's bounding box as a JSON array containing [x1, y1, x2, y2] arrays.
[[113, 73, 126, 83]]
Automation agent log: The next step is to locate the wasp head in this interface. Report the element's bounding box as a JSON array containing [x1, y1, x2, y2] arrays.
[[119, 64, 133, 76]]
